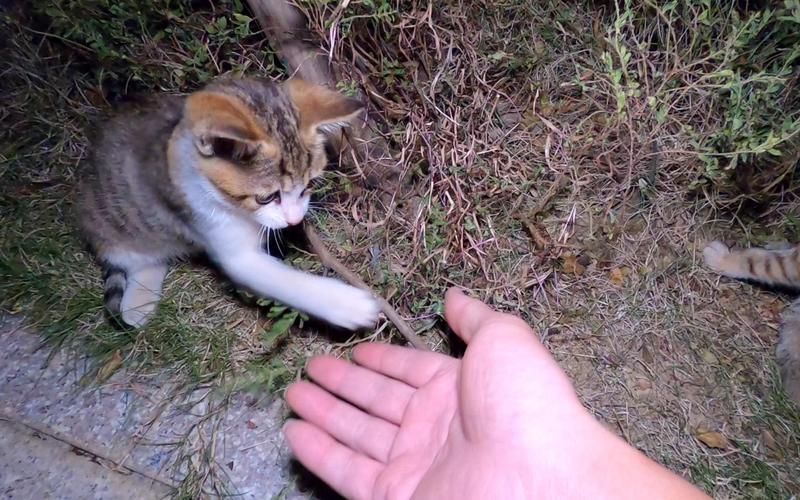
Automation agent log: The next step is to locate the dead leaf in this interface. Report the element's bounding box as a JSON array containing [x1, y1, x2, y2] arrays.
[[760, 429, 777, 450], [760, 429, 783, 459], [758, 297, 785, 326], [96, 350, 123, 381], [609, 266, 631, 286], [695, 427, 729, 449], [563, 253, 585, 276], [634, 378, 652, 390], [86, 87, 108, 107]]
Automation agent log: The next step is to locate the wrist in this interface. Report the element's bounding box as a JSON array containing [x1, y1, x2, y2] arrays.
[[576, 420, 709, 499], [511, 407, 708, 500]]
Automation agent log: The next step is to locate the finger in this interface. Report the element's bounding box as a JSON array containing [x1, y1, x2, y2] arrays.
[[286, 381, 398, 462], [308, 355, 415, 425], [284, 419, 381, 500], [444, 287, 531, 343], [352, 342, 456, 388]]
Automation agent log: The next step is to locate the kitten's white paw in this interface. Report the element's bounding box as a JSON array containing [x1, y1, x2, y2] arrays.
[[316, 280, 381, 330], [703, 240, 730, 272], [121, 305, 155, 328]]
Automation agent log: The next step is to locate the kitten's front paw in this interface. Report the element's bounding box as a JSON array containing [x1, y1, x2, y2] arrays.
[[318, 281, 381, 330], [703, 240, 730, 272]]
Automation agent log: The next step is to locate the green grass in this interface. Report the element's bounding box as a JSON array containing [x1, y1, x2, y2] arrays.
[[688, 369, 800, 497]]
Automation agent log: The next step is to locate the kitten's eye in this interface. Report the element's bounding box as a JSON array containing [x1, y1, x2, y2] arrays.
[[197, 136, 259, 163], [255, 192, 280, 205]]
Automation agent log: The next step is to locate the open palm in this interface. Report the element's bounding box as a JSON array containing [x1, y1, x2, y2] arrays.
[[284, 288, 595, 499], [285, 288, 707, 499]]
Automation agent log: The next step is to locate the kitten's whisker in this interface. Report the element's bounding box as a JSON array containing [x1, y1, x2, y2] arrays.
[[257, 225, 267, 248], [307, 203, 331, 212], [276, 228, 285, 251]]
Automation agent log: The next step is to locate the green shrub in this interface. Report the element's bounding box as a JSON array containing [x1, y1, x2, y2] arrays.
[[603, 0, 800, 190], [35, 0, 278, 92]]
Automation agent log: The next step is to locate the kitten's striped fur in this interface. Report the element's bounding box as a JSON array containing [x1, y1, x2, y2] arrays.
[[704, 241, 800, 404], [77, 77, 380, 330]]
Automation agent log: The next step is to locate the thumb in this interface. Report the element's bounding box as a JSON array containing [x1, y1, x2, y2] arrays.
[[444, 287, 530, 343]]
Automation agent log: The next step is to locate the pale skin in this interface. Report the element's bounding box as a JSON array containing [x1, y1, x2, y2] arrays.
[[284, 288, 710, 500]]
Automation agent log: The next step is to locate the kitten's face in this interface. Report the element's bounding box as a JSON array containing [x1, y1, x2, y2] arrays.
[[182, 78, 362, 229]]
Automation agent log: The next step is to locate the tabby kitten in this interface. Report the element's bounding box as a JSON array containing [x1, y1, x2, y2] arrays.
[[77, 77, 380, 330], [704, 241, 800, 403]]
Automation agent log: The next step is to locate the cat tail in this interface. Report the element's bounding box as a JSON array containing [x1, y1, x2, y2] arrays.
[[778, 299, 800, 405], [102, 265, 127, 318]]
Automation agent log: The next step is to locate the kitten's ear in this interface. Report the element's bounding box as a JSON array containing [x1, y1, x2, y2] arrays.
[[184, 91, 272, 159], [285, 79, 364, 134]]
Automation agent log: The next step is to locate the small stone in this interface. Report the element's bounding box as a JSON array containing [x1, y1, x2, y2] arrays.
[[700, 350, 718, 365]]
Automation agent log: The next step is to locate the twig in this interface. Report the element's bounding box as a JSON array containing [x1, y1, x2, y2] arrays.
[[303, 223, 430, 350], [518, 174, 569, 249], [529, 174, 569, 218]]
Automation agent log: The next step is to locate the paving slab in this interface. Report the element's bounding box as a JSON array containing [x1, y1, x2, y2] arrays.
[[0, 417, 170, 499], [0, 315, 321, 498]]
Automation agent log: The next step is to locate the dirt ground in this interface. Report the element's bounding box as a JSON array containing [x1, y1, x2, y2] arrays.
[[1, 0, 798, 497]]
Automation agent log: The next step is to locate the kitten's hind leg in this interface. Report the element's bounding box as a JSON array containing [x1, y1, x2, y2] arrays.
[[703, 240, 799, 287], [119, 264, 168, 328], [778, 298, 800, 405]]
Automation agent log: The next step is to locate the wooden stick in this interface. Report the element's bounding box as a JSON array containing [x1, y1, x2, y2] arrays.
[[303, 224, 430, 350], [518, 174, 568, 249], [530, 173, 568, 218]]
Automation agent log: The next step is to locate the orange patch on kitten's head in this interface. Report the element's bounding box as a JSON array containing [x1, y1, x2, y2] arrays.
[[183, 91, 280, 209], [178, 78, 365, 214]]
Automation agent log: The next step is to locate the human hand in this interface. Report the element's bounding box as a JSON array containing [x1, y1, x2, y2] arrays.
[[284, 288, 707, 499]]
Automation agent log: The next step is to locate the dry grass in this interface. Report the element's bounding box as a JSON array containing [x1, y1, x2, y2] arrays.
[[2, 0, 799, 497]]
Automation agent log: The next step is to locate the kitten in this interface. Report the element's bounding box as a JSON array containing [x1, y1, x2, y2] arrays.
[[704, 241, 800, 403], [77, 77, 380, 330]]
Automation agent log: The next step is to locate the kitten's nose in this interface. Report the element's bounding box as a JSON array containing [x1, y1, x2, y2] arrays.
[[285, 213, 303, 226], [281, 186, 306, 225], [283, 203, 304, 225]]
